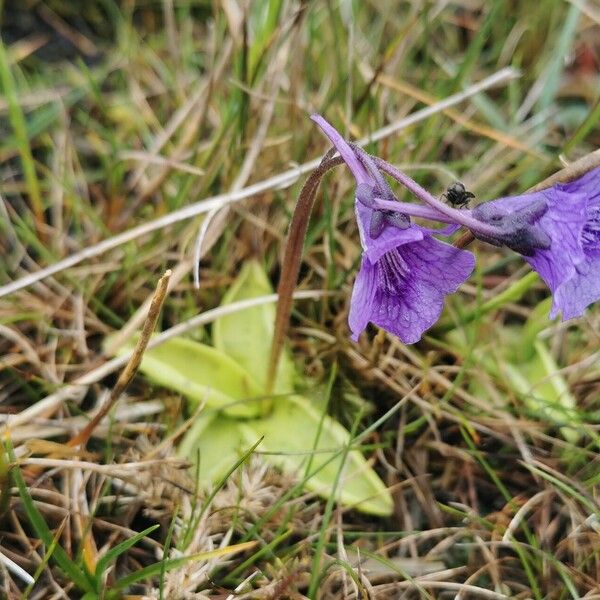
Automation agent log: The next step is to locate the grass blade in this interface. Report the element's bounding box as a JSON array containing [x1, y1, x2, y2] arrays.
[[94, 524, 159, 588], [0, 38, 44, 232], [9, 446, 94, 593], [112, 542, 257, 593]]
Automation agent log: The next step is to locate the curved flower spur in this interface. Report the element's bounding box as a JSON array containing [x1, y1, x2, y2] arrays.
[[311, 115, 476, 344]]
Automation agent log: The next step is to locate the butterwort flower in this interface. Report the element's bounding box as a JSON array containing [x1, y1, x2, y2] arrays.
[[311, 115, 476, 343], [471, 166, 600, 319]]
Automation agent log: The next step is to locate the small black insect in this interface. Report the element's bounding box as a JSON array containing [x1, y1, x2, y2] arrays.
[[442, 181, 475, 208]]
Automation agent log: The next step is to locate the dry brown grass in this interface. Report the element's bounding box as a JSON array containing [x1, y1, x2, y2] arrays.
[[0, 1, 599, 598]]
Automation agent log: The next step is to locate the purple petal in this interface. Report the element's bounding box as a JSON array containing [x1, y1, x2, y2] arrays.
[[526, 187, 587, 297], [310, 114, 371, 185], [356, 202, 424, 263], [350, 235, 475, 344], [348, 257, 377, 341], [478, 167, 600, 319], [549, 168, 600, 318], [557, 164, 600, 201], [478, 188, 588, 314], [552, 251, 600, 319]]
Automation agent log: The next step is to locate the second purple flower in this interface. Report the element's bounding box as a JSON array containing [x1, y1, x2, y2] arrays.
[[471, 165, 600, 320]]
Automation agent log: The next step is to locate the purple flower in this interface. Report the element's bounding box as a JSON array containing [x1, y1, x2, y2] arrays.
[[311, 115, 475, 343], [472, 166, 600, 319]]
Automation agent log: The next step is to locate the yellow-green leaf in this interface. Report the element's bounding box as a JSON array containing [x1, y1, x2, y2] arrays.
[[116, 337, 266, 418], [178, 410, 248, 485], [504, 341, 579, 443], [239, 395, 393, 516], [447, 323, 580, 443], [213, 260, 295, 393]]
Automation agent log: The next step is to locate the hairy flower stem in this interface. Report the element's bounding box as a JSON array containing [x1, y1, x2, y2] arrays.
[[266, 153, 343, 395]]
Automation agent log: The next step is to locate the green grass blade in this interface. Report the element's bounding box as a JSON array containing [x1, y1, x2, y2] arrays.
[[9, 449, 94, 593], [159, 509, 178, 600], [536, 4, 580, 113], [524, 463, 599, 517], [111, 542, 257, 593], [95, 524, 159, 588], [562, 95, 600, 155], [20, 518, 67, 599], [307, 409, 364, 598], [0, 38, 44, 225]]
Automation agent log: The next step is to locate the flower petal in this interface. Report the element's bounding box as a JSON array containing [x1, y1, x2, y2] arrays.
[[558, 164, 600, 201], [348, 257, 377, 341], [368, 236, 475, 344], [356, 202, 424, 263], [474, 185, 589, 317], [542, 166, 600, 318], [551, 251, 600, 319], [311, 114, 371, 185], [527, 187, 588, 295]]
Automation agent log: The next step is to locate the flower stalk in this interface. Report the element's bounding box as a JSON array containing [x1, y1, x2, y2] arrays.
[[266, 152, 343, 395]]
